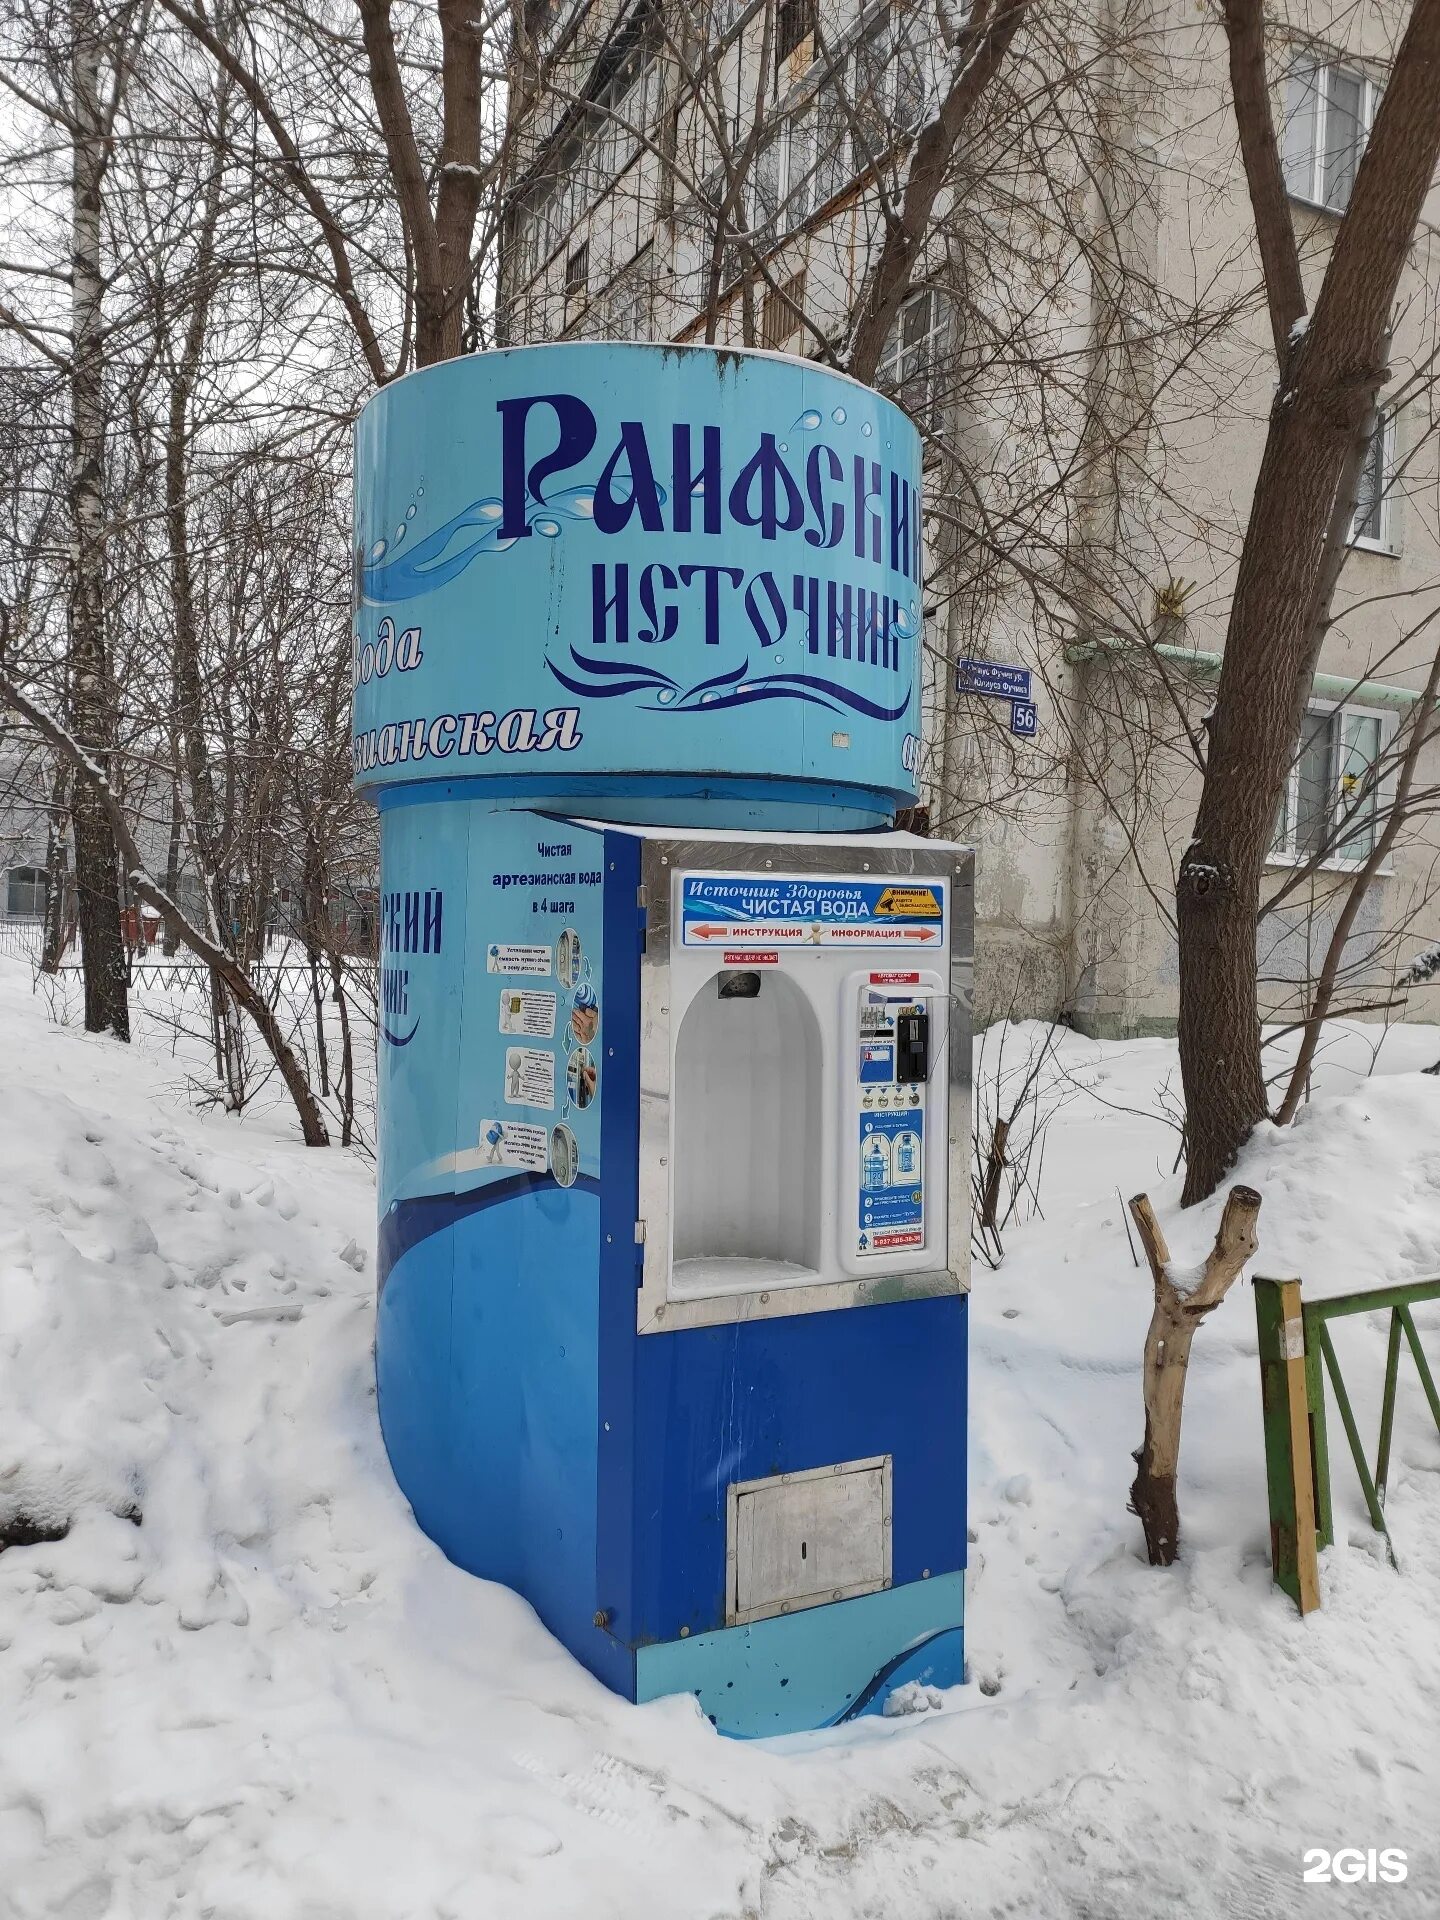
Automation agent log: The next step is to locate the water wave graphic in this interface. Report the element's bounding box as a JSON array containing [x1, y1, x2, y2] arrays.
[[360, 484, 605, 605], [545, 647, 911, 721]]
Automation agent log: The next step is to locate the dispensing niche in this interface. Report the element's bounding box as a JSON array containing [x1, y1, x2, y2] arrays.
[[671, 968, 821, 1297]]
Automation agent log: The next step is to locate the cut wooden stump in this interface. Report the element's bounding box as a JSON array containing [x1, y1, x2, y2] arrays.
[[1129, 1184, 1262, 1565]]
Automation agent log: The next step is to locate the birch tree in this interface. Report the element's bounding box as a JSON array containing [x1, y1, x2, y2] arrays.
[[65, 0, 133, 1036], [0, 0, 138, 1032]]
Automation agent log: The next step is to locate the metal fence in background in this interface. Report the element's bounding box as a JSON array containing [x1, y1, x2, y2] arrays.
[[0, 915, 43, 963], [1255, 1272, 1440, 1612], [0, 917, 352, 996]]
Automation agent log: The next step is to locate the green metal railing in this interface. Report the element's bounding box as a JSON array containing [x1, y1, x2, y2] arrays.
[[1254, 1274, 1440, 1612]]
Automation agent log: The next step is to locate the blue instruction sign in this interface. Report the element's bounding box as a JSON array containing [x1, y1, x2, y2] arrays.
[[858, 1109, 925, 1255], [680, 874, 945, 949]]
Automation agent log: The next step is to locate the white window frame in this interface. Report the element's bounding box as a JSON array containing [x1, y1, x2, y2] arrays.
[[1270, 699, 1396, 872], [876, 285, 950, 434], [602, 242, 654, 339], [511, 16, 663, 289], [1283, 57, 1381, 215], [1352, 410, 1399, 554], [695, 3, 929, 298], [5, 864, 47, 918], [760, 4, 928, 236]]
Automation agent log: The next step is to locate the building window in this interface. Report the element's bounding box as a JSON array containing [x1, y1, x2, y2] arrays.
[[604, 249, 653, 338], [565, 240, 590, 300], [510, 9, 663, 287], [765, 4, 926, 230], [776, 0, 815, 68], [698, 3, 927, 292], [854, 3, 925, 147], [1352, 411, 1397, 550], [761, 268, 807, 350], [1273, 705, 1389, 866], [5, 865, 47, 917], [1283, 59, 1381, 213], [876, 286, 950, 433]]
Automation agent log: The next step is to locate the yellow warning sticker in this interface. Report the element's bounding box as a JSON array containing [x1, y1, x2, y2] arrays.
[[874, 886, 942, 920]]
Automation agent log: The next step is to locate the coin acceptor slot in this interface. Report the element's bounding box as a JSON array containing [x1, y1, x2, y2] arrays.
[[897, 1006, 929, 1083]]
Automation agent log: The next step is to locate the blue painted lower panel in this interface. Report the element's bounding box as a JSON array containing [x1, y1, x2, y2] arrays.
[[626, 1297, 969, 1647], [635, 1573, 965, 1737], [377, 1194, 609, 1680]]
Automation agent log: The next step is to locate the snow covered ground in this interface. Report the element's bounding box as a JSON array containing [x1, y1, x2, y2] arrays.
[[3, 956, 1440, 1918]]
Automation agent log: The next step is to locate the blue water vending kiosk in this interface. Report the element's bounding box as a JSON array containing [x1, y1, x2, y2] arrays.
[[354, 344, 972, 1735]]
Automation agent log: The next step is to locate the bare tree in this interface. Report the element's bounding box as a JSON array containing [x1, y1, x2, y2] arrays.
[[0, 668, 331, 1144], [66, 0, 135, 1036], [157, 0, 510, 376], [1, 0, 382, 1142], [0, 0, 138, 1031], [1177, 0, 1440, 1202]]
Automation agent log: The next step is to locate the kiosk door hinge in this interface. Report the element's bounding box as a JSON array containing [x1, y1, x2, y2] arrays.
[[636, 884, 648, 911], [633, 1219, 646, 1244]]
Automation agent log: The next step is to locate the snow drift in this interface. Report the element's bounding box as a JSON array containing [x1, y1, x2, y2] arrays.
[[2, 972, 1439, 1918]]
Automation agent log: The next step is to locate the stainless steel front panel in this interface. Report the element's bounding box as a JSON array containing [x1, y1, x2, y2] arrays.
[[635, 832, 973, 1334]]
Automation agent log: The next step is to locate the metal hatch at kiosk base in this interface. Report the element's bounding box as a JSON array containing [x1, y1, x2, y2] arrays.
[[726, 1456, 893, 1626]]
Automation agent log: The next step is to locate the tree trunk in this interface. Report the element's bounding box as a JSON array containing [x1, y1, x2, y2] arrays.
[[1129, 1185, 1262, 1564], [1179, 0, 1440, 1203], [1176, 877, 1269, 1205], [39, 761, 71, 974], [979, 1116, 1009, 1229], [302, 835, 331, 1099], [68, 1, 129, 1039], [355, 0, 484, 367], [331, 949, 355, 1148], [164, 120, 226, 937], [161, 783, 183, 957]]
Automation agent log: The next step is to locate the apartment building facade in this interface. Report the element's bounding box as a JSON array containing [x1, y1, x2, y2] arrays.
[[0, 753, 51, 920], [497, 0, 1440, 1034]]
